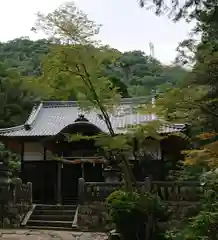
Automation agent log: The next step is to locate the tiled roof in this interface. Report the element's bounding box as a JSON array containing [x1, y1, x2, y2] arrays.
[[0, 98, 186, 137]]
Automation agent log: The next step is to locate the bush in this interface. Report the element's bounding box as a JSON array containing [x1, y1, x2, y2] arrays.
[[106, 190, 169, 240], [165, 170, 218, 240]]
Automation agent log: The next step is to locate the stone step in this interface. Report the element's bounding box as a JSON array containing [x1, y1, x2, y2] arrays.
[[30, 214, 75, 221], [63, 200, 77, 205], [35, 204, 77, 210], [33, 209, 76, 215], [27, 220, 74, 228], [25, 204, 78, 230], [24, 225, 78, 231]]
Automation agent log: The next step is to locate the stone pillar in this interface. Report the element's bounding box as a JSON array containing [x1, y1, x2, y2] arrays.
[[78, 178, 85, 204]]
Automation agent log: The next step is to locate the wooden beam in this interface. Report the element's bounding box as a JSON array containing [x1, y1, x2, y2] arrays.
[[52, 156, 107, 165]]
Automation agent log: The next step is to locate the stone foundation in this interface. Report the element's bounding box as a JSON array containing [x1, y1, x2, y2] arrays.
[[77, 201, 198, 231], [78, 201, 114, 231], [168, 202, 198, 220], [0, 203, 30, 228]]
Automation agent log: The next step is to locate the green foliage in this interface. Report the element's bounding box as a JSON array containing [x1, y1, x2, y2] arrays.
[[166, 170, 218, 240], [0, 37, 187, 100], [139, 0, 218, 183], [33, 2, 101, 45], [0, 143, 20, 179], [0, 37, 50, 76], [138, 0, 218, 133], [0, 47, 37, 180], [30, 1, 139, 192], [143, 2, 218, 185], [137, 6, 218, 240], [138, 0, 218, 22], [107, 50, 188, 97], [107, 190, 168, 240], [0, 62, 35, 128], [36, 44, 122, 105]]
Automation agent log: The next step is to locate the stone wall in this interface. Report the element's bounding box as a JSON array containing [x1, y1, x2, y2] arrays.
[[0, 178, 32, 228], [77, 178, 200, 231], [78, 200, 198, 232], [78, 201, 114, 231], [1, 203, 30, 228]]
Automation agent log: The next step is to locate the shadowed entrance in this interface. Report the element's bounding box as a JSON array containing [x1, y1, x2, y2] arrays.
[[44, 116, 105, 204]]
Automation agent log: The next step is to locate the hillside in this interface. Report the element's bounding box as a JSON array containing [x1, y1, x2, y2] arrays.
[[0, 37, 188, 128]]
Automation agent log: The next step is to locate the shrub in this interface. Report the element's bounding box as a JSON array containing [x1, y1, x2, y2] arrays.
[[106, 190, 168, 240], [165, 170, 218, 240]]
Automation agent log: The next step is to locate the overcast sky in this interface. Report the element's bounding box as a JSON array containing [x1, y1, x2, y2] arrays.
[[0, 0, 193, 64]]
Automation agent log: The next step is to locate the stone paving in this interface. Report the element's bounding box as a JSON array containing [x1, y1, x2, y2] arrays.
[[0, 229, 108, 240]]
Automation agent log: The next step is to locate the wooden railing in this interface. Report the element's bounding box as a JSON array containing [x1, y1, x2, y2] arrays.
[[0, 178, 32, 205], [78, 177, 201, 203]]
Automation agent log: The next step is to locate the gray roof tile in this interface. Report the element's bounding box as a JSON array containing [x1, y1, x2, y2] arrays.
[[0, 98, 186, 137]]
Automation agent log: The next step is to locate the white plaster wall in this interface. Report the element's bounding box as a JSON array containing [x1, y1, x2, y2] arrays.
[[46, 149, 53, 160], [23, 142, 44, 161]]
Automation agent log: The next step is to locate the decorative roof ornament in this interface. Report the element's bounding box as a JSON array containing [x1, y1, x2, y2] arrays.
[[74, 114, 89, 122], [24, 124, 31, 131]]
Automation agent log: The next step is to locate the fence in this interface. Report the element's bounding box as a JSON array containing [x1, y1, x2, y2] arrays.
[[0, 178, 32, 205], [0, 178, 32, 227], [78, 176, 201, 203], [77, 177, 201, 238]]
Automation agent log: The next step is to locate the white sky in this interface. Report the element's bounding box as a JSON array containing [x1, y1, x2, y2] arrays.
[[0, 0, 194, 64]]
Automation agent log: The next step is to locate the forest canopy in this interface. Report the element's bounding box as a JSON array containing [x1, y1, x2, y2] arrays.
[[0, 37, 188, 125]]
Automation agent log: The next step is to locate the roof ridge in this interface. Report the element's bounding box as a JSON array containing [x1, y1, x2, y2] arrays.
[[42, 101, 78, 107], [0, 102, 44, 133], [0, 124, 25, 133], [41, 97, 151, 107], [24, 103, 43, 130]]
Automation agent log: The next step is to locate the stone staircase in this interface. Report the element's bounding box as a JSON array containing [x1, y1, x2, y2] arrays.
[[24, 204, 78, 230], [63, 196, 78, 206]]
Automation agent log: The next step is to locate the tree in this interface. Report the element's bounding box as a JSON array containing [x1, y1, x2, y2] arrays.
[[141, 1, 218, 181], [0, 62, 35, 128], [0, 62, 37, 179], [107, 50, 188, 97], [0, 143, 20, 179], [32, 2, 101, 45], [31, 1, 136, 191], [0, 38, 50, 76], [138, 0, 218, 22], [138, 0, 218, 238], [166, 170, 218, 239]]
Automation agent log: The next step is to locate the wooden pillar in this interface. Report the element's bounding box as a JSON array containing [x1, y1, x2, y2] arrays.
[[43, 147, 47, 161], [20, 142, 24, 181], [56, 162, 62, 205], [81, 162, 85, 179], [43, 148, 46, 203]]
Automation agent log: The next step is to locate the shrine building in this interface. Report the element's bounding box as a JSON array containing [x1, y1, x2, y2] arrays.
[[0, 97, 188, 205]]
